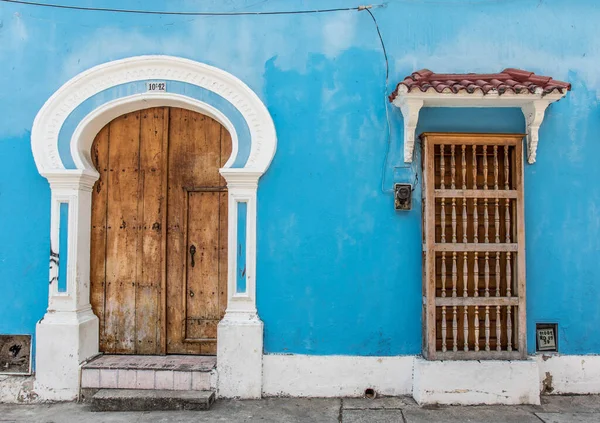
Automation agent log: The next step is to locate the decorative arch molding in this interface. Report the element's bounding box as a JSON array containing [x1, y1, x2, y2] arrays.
[[32, 55, 276, 174], [31, 56, 276, 401]]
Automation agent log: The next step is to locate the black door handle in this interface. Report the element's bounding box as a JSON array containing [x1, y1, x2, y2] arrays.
[[189, 244, 196, 268]]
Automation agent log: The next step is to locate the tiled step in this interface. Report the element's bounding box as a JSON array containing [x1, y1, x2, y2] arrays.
[[81, 355, 216, 391], [90, 388, 215, 411]]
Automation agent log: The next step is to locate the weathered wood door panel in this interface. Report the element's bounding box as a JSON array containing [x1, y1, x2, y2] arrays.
[[90, 107, 229, 355], [166, 108, 230, 354]]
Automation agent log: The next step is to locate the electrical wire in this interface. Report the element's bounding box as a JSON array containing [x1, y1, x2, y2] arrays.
[[362, 7, 394, 194], [0, 0, 383, 16], [363, 6, 419, 194], [363, 8, 388, 83]]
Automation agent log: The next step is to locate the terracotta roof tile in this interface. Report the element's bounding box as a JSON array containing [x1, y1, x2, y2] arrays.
[[389, 68, 571, 101]]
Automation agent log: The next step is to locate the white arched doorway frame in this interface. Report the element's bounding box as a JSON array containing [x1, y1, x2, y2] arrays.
[[31, 56, 277, 400]]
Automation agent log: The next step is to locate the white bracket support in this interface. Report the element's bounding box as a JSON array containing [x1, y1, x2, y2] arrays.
[[398, 97, 424, 163], [390, 86, 567, 164], [521, 99, 551, 164]]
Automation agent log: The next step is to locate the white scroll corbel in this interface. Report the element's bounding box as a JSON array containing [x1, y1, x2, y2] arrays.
[[521, 99, 551, 164], [397, 95, 424, 163]]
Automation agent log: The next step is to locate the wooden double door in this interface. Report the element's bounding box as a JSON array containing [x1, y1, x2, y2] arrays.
[[90, 107, 230, 355]]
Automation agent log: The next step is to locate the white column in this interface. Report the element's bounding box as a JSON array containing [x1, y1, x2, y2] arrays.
[[217, 169, 263, 398], [35, 169, 100, 400]]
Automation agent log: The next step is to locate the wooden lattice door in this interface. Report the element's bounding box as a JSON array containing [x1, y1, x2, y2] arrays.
[[421, 133, 526, 360]]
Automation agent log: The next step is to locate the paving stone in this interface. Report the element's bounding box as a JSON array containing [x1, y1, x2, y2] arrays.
[[404, 406, 541, 423], [144, 398, 342, 423], [540, 395, 600, 413], [343, 409, 405, 422], [0, 403, 144, 423], [536, 412, 600, 423], [343, 396, 416, 409], [0, 398, 341, 423]]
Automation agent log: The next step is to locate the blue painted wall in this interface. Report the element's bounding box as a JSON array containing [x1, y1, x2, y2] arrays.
[[1, 0, 599, 357]]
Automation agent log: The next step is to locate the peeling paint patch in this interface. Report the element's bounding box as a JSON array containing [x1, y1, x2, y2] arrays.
[[0, 375, 39, 403], [49, 249, 59, 285], [542, 371, 554, 394]]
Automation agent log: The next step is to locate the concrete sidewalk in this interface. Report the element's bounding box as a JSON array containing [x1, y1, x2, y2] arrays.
[[1, 395, 600, 422]]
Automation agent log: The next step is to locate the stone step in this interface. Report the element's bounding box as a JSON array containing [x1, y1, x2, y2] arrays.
[[81, 367, 213, 390], [81, 355, 216, 391], [90, 389, 215, 412]]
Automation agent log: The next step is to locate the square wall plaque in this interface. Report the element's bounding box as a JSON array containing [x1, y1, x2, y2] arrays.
[[536, 323, 558, 353], [0, 335, 32, 375]]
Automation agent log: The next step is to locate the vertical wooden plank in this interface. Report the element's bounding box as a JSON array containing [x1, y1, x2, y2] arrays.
[[496, 305, 502, 351], [440, 145, 445, 190], [451, 199, 457, 243], [461, 145, 467, 190], [493, 145, 499, 190], [104, 111, 141, 353], [450, 145, 456, 189], [194, 111, 222, 187], [159, 107, 170, 354], [483, 306, 489, 351], [441, 306, 447, 352], [218, 191, 229, 320], [90, 125, 110, 351], [423, 135, 437, 359], [220, 125, 232, 184], [219, 126, 232, 320], [166, 108, 195, 354], [135, 107, 166, 354], [452, 305, 458, 352], [515, 140, 527, 357]]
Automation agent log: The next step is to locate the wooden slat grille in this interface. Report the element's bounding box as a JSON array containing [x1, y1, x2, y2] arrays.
[[421, 133, 527, 360]]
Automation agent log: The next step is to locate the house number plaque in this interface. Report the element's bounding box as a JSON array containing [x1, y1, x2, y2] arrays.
[[536, 325, 557, 352], [146, 81, 167, 92]]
